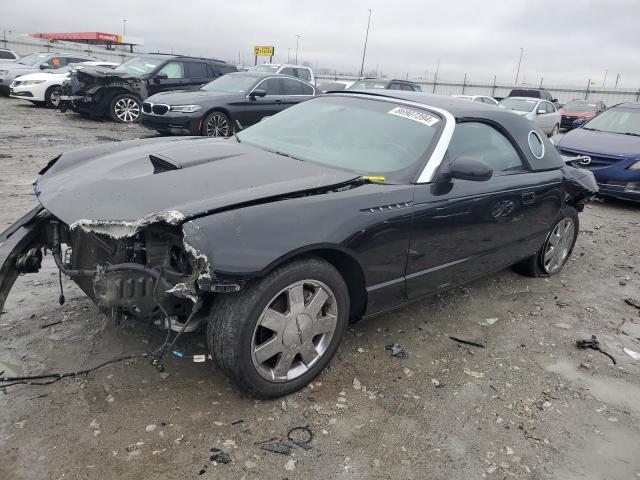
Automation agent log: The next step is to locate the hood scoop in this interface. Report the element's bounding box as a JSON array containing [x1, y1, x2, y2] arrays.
[[150, 154, 180, 174]]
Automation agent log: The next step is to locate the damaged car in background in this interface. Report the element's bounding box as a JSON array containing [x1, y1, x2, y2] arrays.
[[0, 91, 597, 398], [58, 54, 237, 123]]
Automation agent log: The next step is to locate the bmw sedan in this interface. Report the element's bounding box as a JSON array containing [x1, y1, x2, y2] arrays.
[[141, 72, 317, 136], [0, 91, 597, 398], [554, 102, 640, 201]]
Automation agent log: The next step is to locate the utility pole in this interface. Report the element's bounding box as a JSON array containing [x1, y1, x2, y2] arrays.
[[287, 48, 290, 63], [295, 35, 301, 64], [602, 69, 608, 87], [123, 19, 126, 36], [515, 47, 523, 85], [359, 9, 372, 77], [432, 59, 440, 93]]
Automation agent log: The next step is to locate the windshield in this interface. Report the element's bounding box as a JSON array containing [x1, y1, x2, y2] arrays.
[[562, 101, 597, 112], [582, 107, 640, 135], [201, 74, 257, 93], [499, 98, 537, 112], [237, 96, 442, 181], [253, 65, 279, 73], [16, 53, 48, 66], [114, 56, 164, 76], [348, 80, 389, 90]]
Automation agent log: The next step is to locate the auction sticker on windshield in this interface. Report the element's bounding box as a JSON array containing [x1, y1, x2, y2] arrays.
[[388, 107, 439, 126]]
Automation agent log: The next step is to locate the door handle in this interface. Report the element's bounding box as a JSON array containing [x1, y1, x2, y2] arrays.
[[522, 191, 536, 204], [274, 99, 282, 103]]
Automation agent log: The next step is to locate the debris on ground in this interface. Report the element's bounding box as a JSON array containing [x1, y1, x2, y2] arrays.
[[463, 368, 485, 379], [480, 317, 499, 326], [260, 443, 291, 455], [385, 343, 409, 359], [209, 448, 231, 464], [623, 347, 640, 362], [288, 426, 314, 450], [448, 336, 486, 348], [624, 298, 640, 311], [284, 459, 297, 471], [575, 335, 617, 365]]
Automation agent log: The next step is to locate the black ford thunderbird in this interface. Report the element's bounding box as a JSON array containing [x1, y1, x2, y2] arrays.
[[0, 91, 597, 397]]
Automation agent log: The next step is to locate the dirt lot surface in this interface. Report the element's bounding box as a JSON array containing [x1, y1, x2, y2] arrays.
[[1, 96, 639, 480]]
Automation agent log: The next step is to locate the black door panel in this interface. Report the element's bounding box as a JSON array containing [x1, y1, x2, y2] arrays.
[[407, 171, 563, 298]]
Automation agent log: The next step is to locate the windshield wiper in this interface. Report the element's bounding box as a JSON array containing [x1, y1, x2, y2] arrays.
[[273, 150, 304, 161], [621, 132, 640, 137], [582, 127, 602, 132]]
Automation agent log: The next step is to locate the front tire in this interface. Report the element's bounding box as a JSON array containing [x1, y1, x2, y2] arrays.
[[207, 257, 349, 398], [44, 85, 62, 108], [109, 93, 141, 123], [201, 111, 232, 137], [514, 206, 579, 277]]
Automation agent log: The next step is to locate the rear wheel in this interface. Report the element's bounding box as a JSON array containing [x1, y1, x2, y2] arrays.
[[207, 257, 349, 398], [202, 111, 232, 137], [109, 94, 141, 123], [44, 85, 62, 108], [514, 206, 579, 277]]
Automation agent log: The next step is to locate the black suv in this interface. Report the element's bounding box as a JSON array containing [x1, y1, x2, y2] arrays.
[[508, 88, 557, 104], [59, 54, 237, 123], [347, 78, 422, 92]]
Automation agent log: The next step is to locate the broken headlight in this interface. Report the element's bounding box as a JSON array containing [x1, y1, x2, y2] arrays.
[[169, 104, 202, 113], [19, 80, 46, 86]]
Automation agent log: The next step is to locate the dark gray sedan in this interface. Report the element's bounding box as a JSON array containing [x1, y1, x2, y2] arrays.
[[141, 72, 317, 136]]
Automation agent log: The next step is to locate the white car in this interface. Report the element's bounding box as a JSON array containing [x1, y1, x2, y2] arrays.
[[452, 94, 499, 105], [0, 49, 19, 61], [250, 63, 315, 84], [10, 61, 118, 107], [498, 96, 561, 136]]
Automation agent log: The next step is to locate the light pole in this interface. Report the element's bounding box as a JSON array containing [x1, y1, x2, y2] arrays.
[[514, 47, 523, 85], [615, 73, 621, 88], [359, 9, 372, 77], [123, 19, 126, 36], [602, 69, 608, 87], [295, 35, 301, 64]]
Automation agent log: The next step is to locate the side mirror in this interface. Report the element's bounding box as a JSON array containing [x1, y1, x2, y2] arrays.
[[154, 72, 168, 79], [449, 156, 493, 182], [249, 88, 267, 98], [552, 98, 558, 103], [537, 108, 546, 114], [39, 63, 50, 70], [572, 118, 586, 128]]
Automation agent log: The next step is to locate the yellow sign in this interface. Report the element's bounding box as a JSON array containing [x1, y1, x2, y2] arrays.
[[254, 46, 275, 57]]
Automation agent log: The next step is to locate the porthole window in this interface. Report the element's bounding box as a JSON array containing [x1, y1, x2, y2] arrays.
[[528, 131, 545, 159]]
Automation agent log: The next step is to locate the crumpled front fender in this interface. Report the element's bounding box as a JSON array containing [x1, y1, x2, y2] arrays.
[[0, 206, 46, 319]]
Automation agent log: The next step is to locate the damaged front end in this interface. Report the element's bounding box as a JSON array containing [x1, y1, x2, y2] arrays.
[[0, 208, 212, 338], [58, 66, 146, 116]]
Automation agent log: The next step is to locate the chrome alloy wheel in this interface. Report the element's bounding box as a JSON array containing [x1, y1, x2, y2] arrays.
[[114, 97, 140, 122], [49, 89, 61, 107], [543, 217, 575, 274], [205, 113, 230, 137], [251, 280, 338, 382]]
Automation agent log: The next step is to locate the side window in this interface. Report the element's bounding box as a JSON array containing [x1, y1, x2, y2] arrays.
[[545, 102, 555, 113], [68, 57, 89, 64], [206, 64, 220, 77], [474, 97, 484, 103], [387, 83, 401, 90], [279, 67, 295, 76], [158, 62, 184, 79], [412, 85, 422, 92], [0, 51, 14, 59], [48, 57, 66, 68], [184, 62, 208, 78], [296, 68, 312, 81], [256, 77, 282, 95], [446, 122, 527, 173], [281, 78, 314, 95]]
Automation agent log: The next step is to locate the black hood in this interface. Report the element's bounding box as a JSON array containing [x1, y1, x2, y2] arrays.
[[34, 137, 359, 226]]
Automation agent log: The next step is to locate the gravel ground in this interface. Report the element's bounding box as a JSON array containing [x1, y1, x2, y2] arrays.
[[1, 96, 639, 480]]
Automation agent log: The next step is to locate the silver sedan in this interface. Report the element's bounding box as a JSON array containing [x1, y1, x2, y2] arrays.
[[498, 97, 561, 136]]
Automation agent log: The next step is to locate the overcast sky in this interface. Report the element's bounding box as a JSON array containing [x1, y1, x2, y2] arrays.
[[4, 0, 639, 88]]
